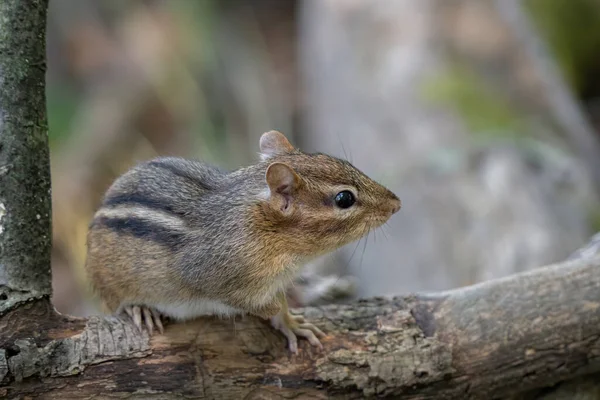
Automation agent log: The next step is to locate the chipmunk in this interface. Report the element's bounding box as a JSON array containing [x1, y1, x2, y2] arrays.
[[85, 131, 401, 352]]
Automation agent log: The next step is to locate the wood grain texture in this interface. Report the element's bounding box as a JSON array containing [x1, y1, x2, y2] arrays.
[[1, 253, 599, 399]]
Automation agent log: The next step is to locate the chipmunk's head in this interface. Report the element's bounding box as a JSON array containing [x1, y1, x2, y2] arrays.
[[258, 130, 401, 255]]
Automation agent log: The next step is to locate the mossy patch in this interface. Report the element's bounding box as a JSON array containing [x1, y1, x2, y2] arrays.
[[420, 64, 526, 140], [525, 0, 600, 97]]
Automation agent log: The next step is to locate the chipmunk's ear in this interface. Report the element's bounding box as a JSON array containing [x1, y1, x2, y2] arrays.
[[265, 162, 300, 215], [260, 130, 295, 160]]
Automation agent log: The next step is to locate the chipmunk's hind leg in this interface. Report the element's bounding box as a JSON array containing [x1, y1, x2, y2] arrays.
[[271, 313, 325, 353], [270, 292, 326, 353], [123, 305, 166, 335]]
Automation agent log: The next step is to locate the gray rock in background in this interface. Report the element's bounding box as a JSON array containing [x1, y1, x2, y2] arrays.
[[298, 0, 597, 297]]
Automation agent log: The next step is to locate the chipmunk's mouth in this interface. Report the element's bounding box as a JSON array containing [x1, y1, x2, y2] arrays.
[[370, 215, 393, 224], [364, 216, 391, 231]]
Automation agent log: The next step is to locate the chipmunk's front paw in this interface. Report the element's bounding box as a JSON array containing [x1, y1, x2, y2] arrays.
[[122, 305, 166, 335], [271, 312, 325, 353]]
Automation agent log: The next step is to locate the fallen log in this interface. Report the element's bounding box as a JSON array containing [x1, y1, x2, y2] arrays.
[[2, 247, 599, 399]]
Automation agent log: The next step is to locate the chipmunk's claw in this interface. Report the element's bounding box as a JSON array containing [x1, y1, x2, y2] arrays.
[[124, 305, 165, 335], [271, 313, 325, 353]]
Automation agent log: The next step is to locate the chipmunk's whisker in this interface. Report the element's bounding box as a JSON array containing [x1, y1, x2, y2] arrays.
[[359, 228, 370, 273], [344, 234, 364, 272], [381, 222, 391, 240]]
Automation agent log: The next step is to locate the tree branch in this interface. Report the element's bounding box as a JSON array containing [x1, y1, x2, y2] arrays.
[[2, 247, 599, 399], [0, 0, 51, 312]]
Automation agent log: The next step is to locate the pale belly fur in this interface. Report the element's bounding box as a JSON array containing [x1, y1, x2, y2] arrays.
[[147, 269, 294, 320], [154, 298, 244, 320]]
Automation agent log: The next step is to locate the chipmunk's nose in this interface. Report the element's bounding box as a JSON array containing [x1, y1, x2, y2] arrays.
[[387, 191, 401, 215], [390, 198, 401, 214]]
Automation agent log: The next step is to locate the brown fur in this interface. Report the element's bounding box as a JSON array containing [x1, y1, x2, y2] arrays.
[[84, 131, 400, 321]]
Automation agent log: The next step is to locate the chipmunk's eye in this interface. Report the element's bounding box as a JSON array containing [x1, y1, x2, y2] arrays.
[[335, 190, 355, 209]]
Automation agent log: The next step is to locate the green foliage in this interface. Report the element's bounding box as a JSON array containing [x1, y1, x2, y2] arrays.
[[167, 0, 218, 68], [421, 64, 525, 139], [526, 0, 600, 95], [590, 207, 600, 233], [46, 83, 80, 149], [166, 0, 231, 163]]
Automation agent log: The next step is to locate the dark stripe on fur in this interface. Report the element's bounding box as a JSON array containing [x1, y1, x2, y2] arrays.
[[92, 216, 185, 250]]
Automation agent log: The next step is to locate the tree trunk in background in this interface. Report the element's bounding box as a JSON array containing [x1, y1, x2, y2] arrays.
[[298, 0, 597, 296], [0, 0, 52, 312]]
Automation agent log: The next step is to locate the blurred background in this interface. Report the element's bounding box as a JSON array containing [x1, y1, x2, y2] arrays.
[[46, 0, 600, 317]]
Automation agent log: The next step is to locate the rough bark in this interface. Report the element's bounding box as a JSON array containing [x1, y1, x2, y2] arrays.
[[1, 249, 599, 399], [0, 0, 52, 313]]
